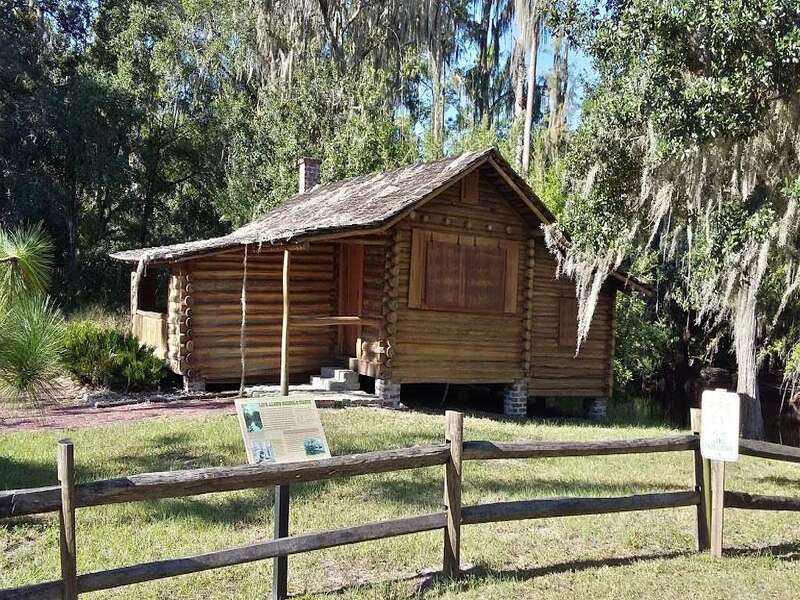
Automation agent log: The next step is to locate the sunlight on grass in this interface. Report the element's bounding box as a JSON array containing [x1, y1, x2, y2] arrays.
[[2, 408, 800, 599]]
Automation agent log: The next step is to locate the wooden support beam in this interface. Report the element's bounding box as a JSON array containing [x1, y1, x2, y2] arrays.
[[273, 485, 289, 600], [57, 440, 78, 600], [443, 411, 464, 579], [280, 250, 290, 397], [690, 409, 711, 552], [710, 460, 725, 557]]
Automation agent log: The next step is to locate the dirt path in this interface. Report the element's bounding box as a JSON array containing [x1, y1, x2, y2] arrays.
[[0, 397, 237, 433]]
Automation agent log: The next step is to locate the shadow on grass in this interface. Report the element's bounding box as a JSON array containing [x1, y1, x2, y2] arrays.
[[297, 550, 694, 598], [140, 482, 332, 525], [0, 456, 59, 490], [348, 473, 689, 512], [302, 542, 800, 598], [754, 475, 800, 491], [724, 541, 800, 560]]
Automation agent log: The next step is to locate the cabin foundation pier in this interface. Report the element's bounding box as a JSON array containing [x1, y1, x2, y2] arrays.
[[585, 397, 608, 421], [503, 379, 528, 418], [183, 375, 206, 393], [375, 378, 401, 409]]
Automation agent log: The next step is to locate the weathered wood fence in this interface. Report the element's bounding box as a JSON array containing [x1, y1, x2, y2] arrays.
[[0, 411, 797, 599]]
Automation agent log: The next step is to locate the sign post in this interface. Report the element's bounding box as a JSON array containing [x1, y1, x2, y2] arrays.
[[699, 389, 740, 558], [235, 395, 331, 599]]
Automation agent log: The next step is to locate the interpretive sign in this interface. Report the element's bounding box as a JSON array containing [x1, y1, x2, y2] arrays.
[[700, 389, 740, 462], [235, 395, 331, 464]]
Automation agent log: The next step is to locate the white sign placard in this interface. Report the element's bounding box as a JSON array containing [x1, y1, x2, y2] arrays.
[[700, 390, 740, 462], [235, 395, 331, 465]]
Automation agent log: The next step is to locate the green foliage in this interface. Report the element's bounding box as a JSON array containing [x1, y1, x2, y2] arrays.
[[0, 296, 65, 403], [0, 224, 53, 300], [613, 294, 676, 391], [555, 0, 800, 430], [0, 224, 64, 404], [219, 63, 418, 226], [62, 321, 165, 391]]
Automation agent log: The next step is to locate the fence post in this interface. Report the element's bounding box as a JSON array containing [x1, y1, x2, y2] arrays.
[[710, 460, 725, 557], [272, 485, 290, 600], [690, 408, 711, 551], [58, 440, 78, 600], [443, 411, 463, 578]]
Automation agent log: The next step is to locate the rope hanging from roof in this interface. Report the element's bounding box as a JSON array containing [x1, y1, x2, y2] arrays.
[[238, 244, 248, 397]]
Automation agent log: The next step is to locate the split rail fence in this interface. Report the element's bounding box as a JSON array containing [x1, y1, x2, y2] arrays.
[[1, 411, 799, 600]]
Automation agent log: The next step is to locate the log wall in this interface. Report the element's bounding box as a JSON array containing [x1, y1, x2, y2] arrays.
[[528, 241, 615, 397], [390, 167, 529, 384], [355, 241, 390, 378], [181, 246, 337, 383], [166, 269, 188, 375]]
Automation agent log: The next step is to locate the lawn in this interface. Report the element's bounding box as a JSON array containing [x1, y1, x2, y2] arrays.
[[2, 407, 800, 599]]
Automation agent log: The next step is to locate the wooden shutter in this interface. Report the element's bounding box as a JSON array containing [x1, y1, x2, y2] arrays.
[[463, 244, 505, 311], [501, 240, 519, 313], [408, 229, 429, 308], [461, 170, 480, 205], [408, 228, 520, 314], [425, 240, 462, 307]]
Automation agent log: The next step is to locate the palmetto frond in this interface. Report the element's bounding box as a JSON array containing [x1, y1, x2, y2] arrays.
[[0, 224, 55, 300], [0, 294, 65, 404]]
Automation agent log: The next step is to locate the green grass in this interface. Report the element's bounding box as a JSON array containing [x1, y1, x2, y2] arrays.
[[2, 409, 800, 599]]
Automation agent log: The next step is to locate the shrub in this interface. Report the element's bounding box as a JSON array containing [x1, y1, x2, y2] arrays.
[[62, 321, 165, 391], [0, 295, 64, 403]]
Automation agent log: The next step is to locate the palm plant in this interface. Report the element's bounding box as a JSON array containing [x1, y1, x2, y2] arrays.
[[0, 225, 64, 404], [0, 225, 54, 299]]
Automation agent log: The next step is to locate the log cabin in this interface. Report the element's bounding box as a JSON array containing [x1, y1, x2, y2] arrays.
[[111, 148, 645, 417]]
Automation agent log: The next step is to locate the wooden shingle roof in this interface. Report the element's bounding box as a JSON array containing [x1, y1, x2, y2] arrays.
[[110, 148, 553, 264]]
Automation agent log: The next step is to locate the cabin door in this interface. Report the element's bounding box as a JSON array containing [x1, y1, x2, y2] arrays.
[[338, 243, 364, 357]]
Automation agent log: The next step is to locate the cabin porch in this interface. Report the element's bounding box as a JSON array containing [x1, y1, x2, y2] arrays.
[[127, 238, 396, 398]]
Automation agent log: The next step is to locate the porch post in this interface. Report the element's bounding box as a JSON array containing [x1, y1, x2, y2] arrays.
[[280, 249, 290, 396], [275, 248, 291, 599]]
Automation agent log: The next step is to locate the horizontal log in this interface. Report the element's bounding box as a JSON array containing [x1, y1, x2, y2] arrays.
[[461, 491, 700, 525], [462, 435, 698, 460], [193, 281, 333, 293], [194, 291, 331, 304], [193, 345, 331, 360], [738, 438, 800, 463], [0, 512, 446, 600], [0, 445, 450, 519], [289, 316, 383, 328], [724, 491, 800, 511], [192, 270, 334, 281], [192, 302, 332, 314]]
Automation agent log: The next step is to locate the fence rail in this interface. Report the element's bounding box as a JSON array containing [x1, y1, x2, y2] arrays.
[[461, 491, 701, 525], [461, 434, 698, 460], [4, 411, 798, 600], [0, 445, 450, 519]]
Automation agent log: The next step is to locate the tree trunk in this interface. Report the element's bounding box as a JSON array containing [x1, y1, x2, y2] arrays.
[[512, 31, 526, 168], [547, 29, 569, 154], [430, 55, 445, 157], [521, 12, 540, 174], [736, 298, 765, 439], [64, 172, 79, 293], [474, 0, 493, 125]]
